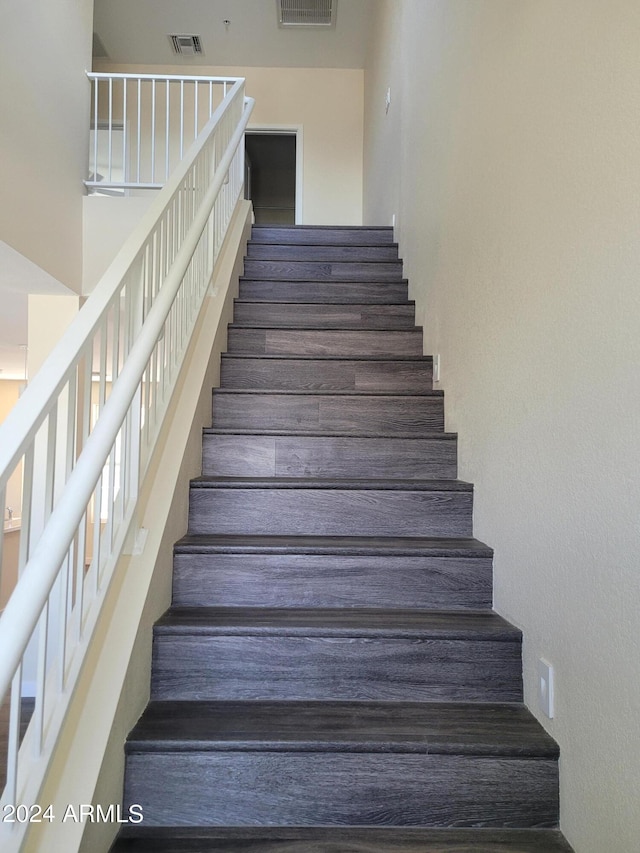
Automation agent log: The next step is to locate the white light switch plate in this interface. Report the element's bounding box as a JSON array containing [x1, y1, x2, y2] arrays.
[[538, 658, 555, 719], [433, 354, 441, 383]]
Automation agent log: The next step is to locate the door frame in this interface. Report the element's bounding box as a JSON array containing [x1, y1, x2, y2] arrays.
[[245, 125, 303, 224]]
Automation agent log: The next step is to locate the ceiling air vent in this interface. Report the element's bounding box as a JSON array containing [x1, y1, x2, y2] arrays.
[[278, 0, 337, 28], [169, 34, 203, 56]]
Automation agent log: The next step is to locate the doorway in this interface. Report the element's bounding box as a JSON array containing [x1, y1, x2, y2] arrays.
[[245, 132, 299, 225]]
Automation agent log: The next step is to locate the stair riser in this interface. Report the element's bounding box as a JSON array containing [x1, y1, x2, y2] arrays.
[[124, 753, 557, 827], [232, 302, 416, 329], [246, 245, 399, 262], [151, 636, 521, 702], [239, 280, 409, 303], [212, 395, 444, 434], [220, 357, 433, 392], [202, 435, 456, 479], [250, 227, 395, 245], [188, 489, 473, 537], [227, 328, 423, 357], [172, 554, 493, 610], [243, 260, 404, 281]]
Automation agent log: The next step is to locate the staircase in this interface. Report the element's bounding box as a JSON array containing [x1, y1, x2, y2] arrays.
[[111, 227, 573, 852]]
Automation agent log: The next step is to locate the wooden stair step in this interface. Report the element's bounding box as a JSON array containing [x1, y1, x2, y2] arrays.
[[122, 701, 556, 828], [242, 259, 404, 281], [172, 534, 492, 610], [211, 391, 444, 434], [150, 608, 521, 702], [188, 478, 473, 538], [126, 700, 554, 756], [173, 534, 493, 557], [232, 301, 416, 329], [249, 225, 396, 245], [220, 354, 433, 392], [202, 433, 457, 479], [154, 607, 519, 641], [111, 826, 574, 852], [239, 279, 409, 303], [226, 327, 423, 356], [246, 244, 400, 262]]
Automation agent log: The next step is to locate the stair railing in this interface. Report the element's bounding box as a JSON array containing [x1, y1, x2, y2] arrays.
[[87, 72, 238, 190], [0, 75, 253, 826]]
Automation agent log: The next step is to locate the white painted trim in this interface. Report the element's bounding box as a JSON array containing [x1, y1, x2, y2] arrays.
[[246, 124, 304, 224], [20, 202, 252, 853]]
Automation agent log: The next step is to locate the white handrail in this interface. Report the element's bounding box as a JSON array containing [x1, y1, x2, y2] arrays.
[[0, 74, 254, 816]]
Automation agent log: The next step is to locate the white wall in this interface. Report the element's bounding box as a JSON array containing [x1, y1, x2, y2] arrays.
[[83, 195, 157, 293], [94, 62, 364, 225], [364, 3, 640, 852], [0, 0, 93, 293]]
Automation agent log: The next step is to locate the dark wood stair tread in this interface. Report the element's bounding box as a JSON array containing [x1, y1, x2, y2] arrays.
[[243, 260, 403, 266], [174, 534, 491, 557], [245, 247, 401, 262], [204, 428, 455, 438], [238, 281, 410, 304], [222, 353, 431, 361], [154, 607, 518, 641], [230, 304, 417, 331], [233, 299, 415, 305], [174, 535, 490, 558], [213, 388, 441, 396], [246, 244, 400, 250], [111, 827, 573, 852], [190, 477, 471, 492], [231, 322, 420, 330], [227, 325, 420, 330], [213, 390, 440, 401], [171, 536, 492, 611], [239, 278, 410, 285], [211, 391, 445, 435], [249, 225, 395, 244], [206, 429, 450, 439], [188, 481, 472, 538], [125, 700, 556, 758], [245, 242, 400, 250], [226, 327, 424, 356], [241, 263, 405, 285], [244, 260, 403, 270]]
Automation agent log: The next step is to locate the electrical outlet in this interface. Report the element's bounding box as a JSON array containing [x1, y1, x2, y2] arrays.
[[385, 87, 391, 114], [433, 354, 441, 383], [538, 658, 555, 719]]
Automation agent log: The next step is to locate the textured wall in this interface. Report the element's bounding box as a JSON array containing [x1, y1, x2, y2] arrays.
[[364, 2, 640, 851]]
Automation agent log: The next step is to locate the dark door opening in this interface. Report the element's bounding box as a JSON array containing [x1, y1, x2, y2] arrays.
[[245, 133, 296, 225]]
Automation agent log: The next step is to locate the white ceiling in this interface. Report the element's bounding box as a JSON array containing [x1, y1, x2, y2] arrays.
[[93, 0, 375, 69]]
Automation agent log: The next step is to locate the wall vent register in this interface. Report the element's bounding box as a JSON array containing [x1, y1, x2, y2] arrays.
[[278, 0, 337, 28]]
